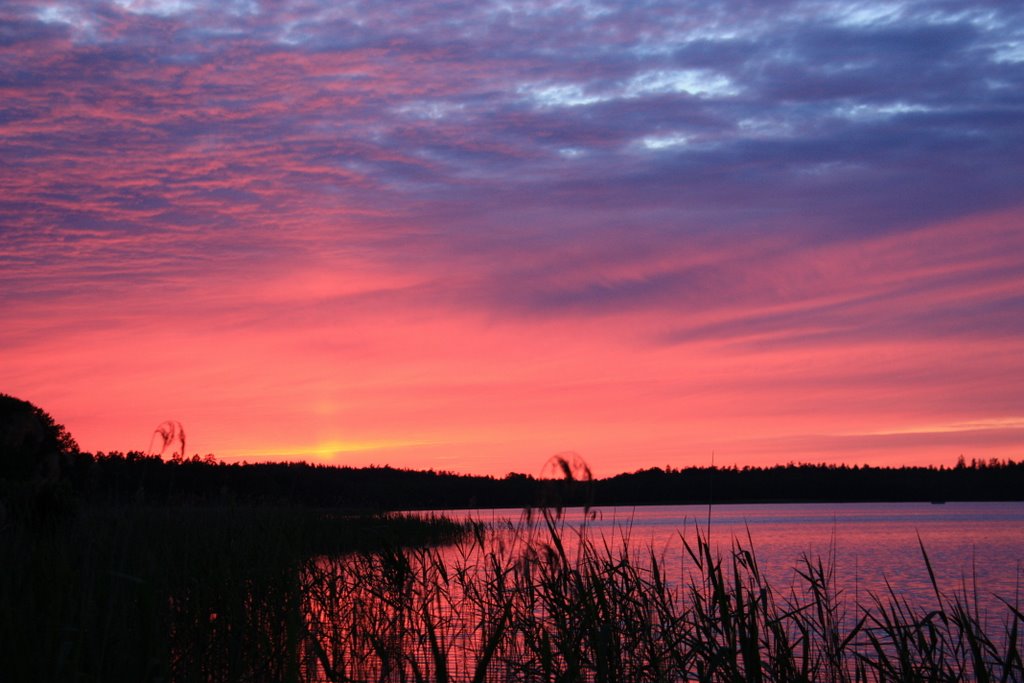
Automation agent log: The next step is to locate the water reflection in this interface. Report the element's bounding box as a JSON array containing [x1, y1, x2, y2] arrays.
[[676, 504, 1005, 600], [298, 502, 1024, 682], [450, 502, 1024, 612]]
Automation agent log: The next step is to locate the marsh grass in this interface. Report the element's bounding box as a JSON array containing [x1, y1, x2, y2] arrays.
[[302, 507, 1024, 683], [0, 505, 467, 683], [3, 504, 1021, 682]]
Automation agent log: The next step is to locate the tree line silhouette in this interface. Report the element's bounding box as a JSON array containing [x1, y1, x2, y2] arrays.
[[2, 393, 1022, 514], [65, 452, 1023, 510]]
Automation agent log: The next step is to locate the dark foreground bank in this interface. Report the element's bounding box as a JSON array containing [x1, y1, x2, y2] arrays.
[[0, 504, 469, 682], [5, 503, 1021, 682]]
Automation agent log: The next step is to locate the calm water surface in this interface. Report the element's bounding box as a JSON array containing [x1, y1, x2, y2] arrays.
[[300, 502, 1024, 681], [450, 501, 1024, 614]]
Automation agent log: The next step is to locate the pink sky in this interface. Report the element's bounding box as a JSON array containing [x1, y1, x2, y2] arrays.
[[2, 0, 1023, 477]]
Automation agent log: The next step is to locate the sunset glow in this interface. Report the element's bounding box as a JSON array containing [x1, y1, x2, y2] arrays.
[[2, 0, 1023, 476]]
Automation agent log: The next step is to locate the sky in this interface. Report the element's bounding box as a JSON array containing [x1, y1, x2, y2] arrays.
[[2, 0, 1023, 477]]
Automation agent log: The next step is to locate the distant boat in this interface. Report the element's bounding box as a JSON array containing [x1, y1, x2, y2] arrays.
[[930, 499, 947, 505]]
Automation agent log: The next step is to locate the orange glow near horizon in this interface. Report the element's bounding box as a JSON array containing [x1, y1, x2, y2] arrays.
[[4, 209, 1023, 478]]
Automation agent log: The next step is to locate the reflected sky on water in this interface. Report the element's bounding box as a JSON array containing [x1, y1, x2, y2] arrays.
[[444, 501, 1024, 617]]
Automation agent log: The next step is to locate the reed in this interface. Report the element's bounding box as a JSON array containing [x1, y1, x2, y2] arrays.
[[0, 504, 469, 682], [301, 507, 1024, 683], [3, 503, 1021, 682]]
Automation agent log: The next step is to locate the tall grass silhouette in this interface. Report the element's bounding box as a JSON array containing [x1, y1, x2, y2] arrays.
[[301, 508, 1023, 682], [149, 420, 187, 462], [3, 451, 1021, 681], [4, 502, 1021, 681]]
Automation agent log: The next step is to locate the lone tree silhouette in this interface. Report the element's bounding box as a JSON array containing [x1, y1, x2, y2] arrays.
[[0, 393, 79, 483]]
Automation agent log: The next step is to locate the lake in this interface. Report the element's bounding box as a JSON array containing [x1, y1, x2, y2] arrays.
[[447, 501, 1024, 616], [303, 501, 1024, 681]]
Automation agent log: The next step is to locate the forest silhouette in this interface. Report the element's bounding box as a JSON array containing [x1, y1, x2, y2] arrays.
[[67, 452, 1024, 510], [2, 393, 1021, 515]]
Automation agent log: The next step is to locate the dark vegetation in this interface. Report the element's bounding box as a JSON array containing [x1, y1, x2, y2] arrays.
[[1, 505, 469, 682], [301, 510, 1024, 682], [2, 394, 1022, 681], [3, 393, 1022, 518], [56, 454, 1024, 511], [0, 394, 470, 681]]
